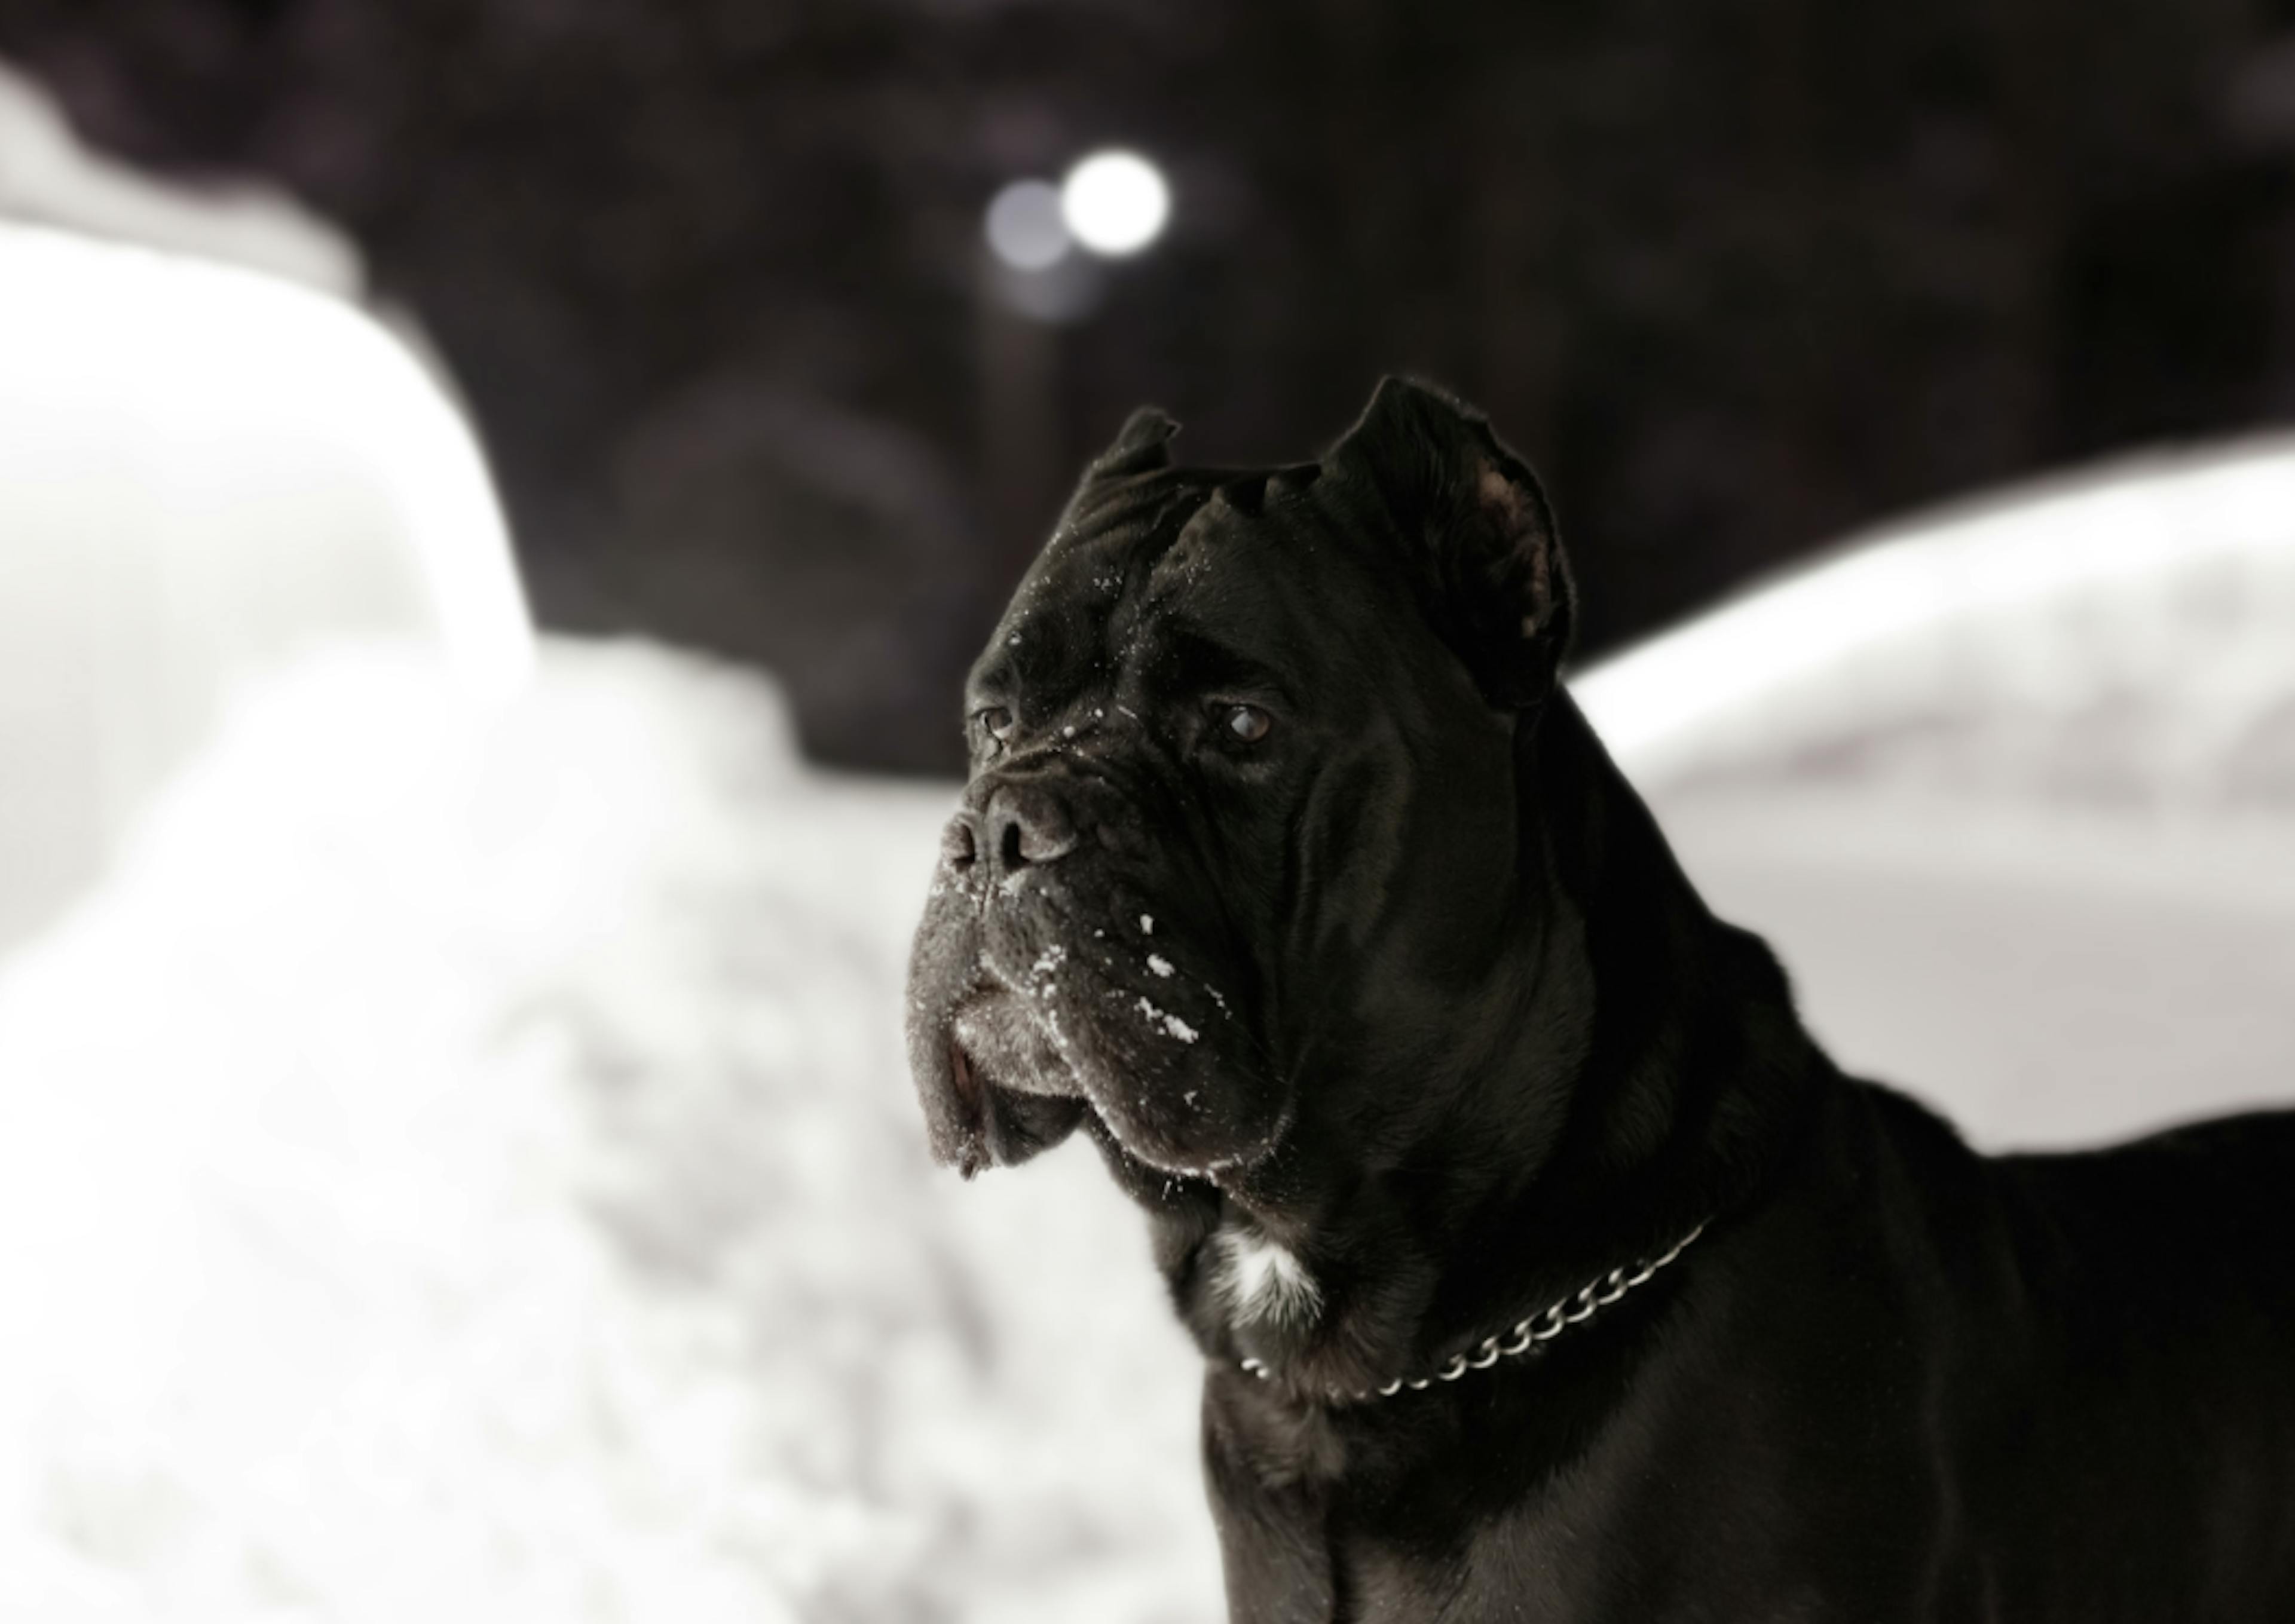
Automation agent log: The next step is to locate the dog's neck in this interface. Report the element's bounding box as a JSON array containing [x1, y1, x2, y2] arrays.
[[1112, 690, 1830, 1402]]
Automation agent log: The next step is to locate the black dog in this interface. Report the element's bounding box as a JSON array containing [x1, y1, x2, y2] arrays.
[[905, 377, 2295, 1621]]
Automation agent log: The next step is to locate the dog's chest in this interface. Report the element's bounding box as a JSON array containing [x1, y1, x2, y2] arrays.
[[1213, 1227, 1323, 1330]]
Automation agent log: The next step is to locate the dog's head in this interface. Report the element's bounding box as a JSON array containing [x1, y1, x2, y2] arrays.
[[905, 377, 1578, 1191]]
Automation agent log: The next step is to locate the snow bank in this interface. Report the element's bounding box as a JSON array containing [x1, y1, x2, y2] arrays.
[[0, 221, 531, 957], [0, 61, 358, 295], [0, 641, 1215, 1624], [1578, 431, 2295, 805], [1576, 436, 2295, 1149]]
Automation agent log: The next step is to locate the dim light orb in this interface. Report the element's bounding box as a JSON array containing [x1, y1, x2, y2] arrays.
[[983, 179, 1072, 272]]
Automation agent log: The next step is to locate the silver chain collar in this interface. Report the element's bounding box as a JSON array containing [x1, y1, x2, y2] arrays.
[[1237, 1220, 1708, 1406]]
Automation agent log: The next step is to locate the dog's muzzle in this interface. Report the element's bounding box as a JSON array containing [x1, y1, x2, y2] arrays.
[[905, 769, 1287, 1180]]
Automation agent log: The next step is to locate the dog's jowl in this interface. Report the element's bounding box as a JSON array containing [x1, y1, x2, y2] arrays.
[[905, 376, 2295, 1622]]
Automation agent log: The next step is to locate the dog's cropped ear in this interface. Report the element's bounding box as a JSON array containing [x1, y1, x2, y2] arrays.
[[1326, 376, 1575, 708], [1087, 406, 1180, 481], [1051, 407, 1181, 535]]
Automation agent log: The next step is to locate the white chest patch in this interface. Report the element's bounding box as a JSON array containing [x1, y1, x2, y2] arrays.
[[1214, 1230, 1323, 1327]]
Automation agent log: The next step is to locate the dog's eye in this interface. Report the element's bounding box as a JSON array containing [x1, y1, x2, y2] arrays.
[[974, 706, 1014, 750], [1222, 703, 1273, 745]]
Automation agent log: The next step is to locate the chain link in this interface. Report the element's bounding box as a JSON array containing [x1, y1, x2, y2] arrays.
[[1238, 1219, 1708, 1406]]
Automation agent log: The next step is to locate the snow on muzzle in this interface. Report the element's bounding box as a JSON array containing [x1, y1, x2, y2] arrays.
[[904, 856, 1086, 1177], [904, 818, 1284, 1179]]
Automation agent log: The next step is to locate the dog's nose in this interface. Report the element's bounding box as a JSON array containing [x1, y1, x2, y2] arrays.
[[940, 811, 981, 869], [985, 781, 1078, 874]]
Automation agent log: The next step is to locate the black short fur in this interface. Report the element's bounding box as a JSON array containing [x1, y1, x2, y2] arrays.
[[904, 376, 2295, 1622]]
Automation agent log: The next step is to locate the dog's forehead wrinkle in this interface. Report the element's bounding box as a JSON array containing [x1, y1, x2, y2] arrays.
[[926, 430, 1592, 1323]]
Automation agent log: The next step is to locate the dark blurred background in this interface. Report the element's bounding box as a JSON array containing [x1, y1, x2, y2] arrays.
[[7, 0, 2295, 773]]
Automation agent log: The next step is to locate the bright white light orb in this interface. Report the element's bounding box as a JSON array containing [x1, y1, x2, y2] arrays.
[[983, 179, 1072, 271], [1059, 150, 1170, 257]]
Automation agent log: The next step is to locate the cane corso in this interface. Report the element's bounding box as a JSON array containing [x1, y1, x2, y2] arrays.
[[904, 377, 2295, 1622]]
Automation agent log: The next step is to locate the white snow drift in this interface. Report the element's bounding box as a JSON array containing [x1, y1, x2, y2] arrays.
[[0, 221, 530, 958]]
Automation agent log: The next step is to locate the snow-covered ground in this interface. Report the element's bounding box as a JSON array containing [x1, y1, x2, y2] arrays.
[[0, 642, 1217, 1623]]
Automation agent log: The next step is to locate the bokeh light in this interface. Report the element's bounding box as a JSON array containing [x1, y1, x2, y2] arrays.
[[982, 179, 1072, 272], [1058, 150, 1169, 258]]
